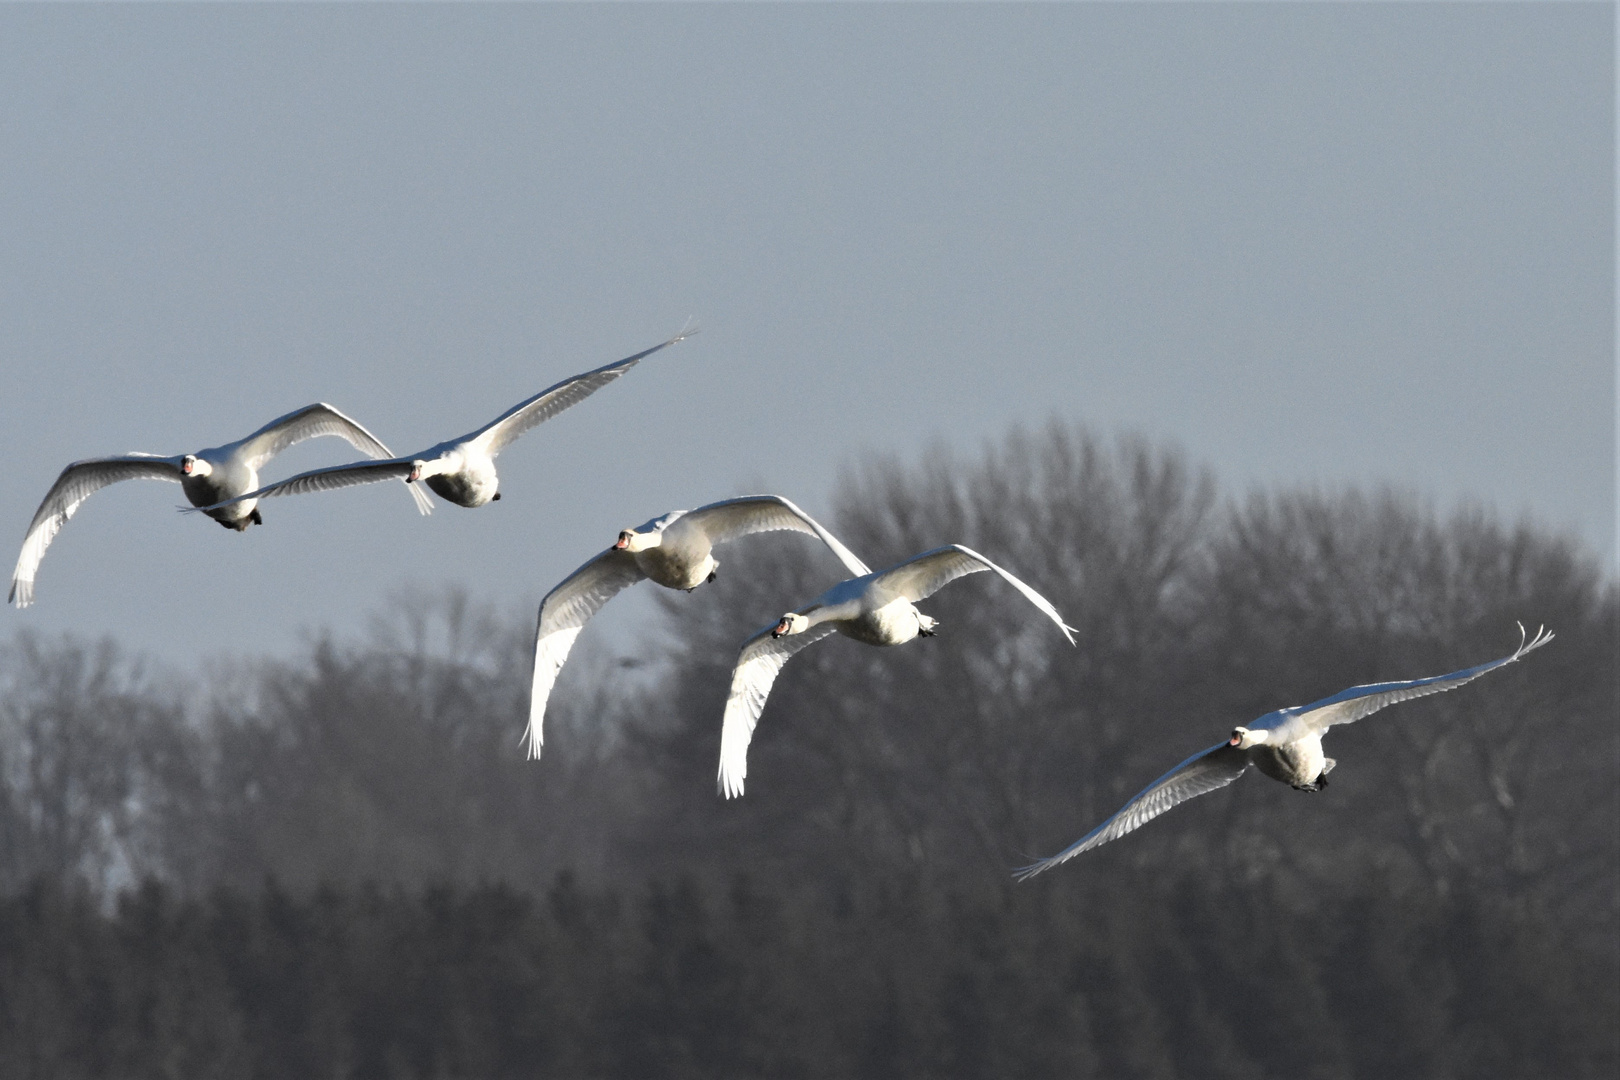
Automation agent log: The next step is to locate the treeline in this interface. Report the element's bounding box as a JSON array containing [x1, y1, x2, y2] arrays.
[[1, 868, 1610, 1080], [0, 422, 1613, 1076]]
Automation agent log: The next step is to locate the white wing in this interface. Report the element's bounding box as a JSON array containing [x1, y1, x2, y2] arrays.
[[1291, 624, 1555, 733], [184, 458, 419, 515], [717, 622, 839, 798], [470, 331, 693, 456], [682, 495, 871, 576], [238, 402, 391, 469], [1014, 743, 1250, 881], [873, 544, 1076, 644], [10, 454, 185, 607], [237, 403, 432, 516], [522, 549, 646, 760]]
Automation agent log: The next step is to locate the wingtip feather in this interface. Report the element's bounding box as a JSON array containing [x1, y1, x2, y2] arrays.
[[1011, 859, 1053, 883], [407, 481, 434, 516], [717, 729, 748, 798], [717, 768, 745, 799], [1511, 621, 1555, 659], [519, 715, 544, 761]]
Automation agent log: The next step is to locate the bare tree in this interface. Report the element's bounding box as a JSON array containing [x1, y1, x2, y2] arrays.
[[0, 633, 194, 894]]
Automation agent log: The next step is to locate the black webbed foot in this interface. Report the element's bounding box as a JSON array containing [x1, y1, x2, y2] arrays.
[[918, 627, 937, 638], [706, 570, 717, 584], [492, 492, 501, 501], [249, 508, 263, 526]]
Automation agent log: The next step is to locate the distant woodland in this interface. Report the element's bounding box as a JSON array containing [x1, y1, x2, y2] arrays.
[[0, 423, 1613, 1079]]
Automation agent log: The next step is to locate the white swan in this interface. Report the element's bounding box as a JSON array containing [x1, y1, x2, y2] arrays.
[[188, 331, 690, 516], [9, 403, 428, 607], [718, 544, 1077, 798], [521, 494, 872, 759], [1013, 624, 1556, 880]]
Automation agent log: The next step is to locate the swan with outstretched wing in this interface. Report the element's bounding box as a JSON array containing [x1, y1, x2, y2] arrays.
[[188, 330, 692, 516], [1013, 624, 1555, 880], [11, 402, 424, 607], [718, 544, 1077, 798], [522, 494, 871, 759]]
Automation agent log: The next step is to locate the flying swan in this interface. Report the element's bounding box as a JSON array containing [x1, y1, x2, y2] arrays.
[[1013, 624, 1555, 880], [188, 331, 690, 516], [10, 403, 428, 607], [718, 544, 1078, 798], [522, 494, 872, 759]]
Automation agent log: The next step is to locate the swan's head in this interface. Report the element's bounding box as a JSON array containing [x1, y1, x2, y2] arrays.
[[180, 455, 210, 477], [406, 459, 429, 483], [771, 612, 810, 639], [614, 528, 660, 554], [1229, 726, 1264, 749]]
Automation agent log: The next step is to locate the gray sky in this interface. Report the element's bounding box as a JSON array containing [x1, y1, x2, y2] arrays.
[[0, 3, 1612, 668]]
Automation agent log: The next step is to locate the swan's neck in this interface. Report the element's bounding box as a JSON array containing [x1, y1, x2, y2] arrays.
[[624, 530, 663, 554], [1232, 725, 1276, 749], [777, 604, 839, 637], [415, 453, 460, 481], [805, 600, 863, 629]]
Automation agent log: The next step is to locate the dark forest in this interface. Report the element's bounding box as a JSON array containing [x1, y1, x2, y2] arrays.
[[1, 423, 1613, 1078]]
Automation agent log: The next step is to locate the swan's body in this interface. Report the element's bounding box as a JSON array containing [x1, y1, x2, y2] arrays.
[[1013, 624, 1556, 880], [523, 495, 870, 759], [9, 403, 423, 607], [718, 544, 1077, 798], [189, 333, 689, 516]]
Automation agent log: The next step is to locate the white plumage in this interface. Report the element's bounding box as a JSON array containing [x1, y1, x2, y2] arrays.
[[718, 544, 1077, 798], [188, 332, 690, 516], [10, 403, 422, 607], [1014, 624, 1555, 880], [523, 495, 870, 759]]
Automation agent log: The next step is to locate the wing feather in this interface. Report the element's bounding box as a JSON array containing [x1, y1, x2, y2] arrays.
[[522, 549, 646, 759], [682, 495, 871, 576], [471, 331, 693, 456], [184, 458, 418, 515], [1014, 743, 1249, 880], [874, 544, 1076, 644], [237, 402, 431, 516], [1294, 624, 1555, 732], [717, 623, 839, 798], [10, 455, 185, 607], [237, 402, 394, 470]]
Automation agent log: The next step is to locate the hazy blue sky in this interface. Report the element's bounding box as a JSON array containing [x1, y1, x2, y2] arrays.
[[0, 4, 1611, 668]]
